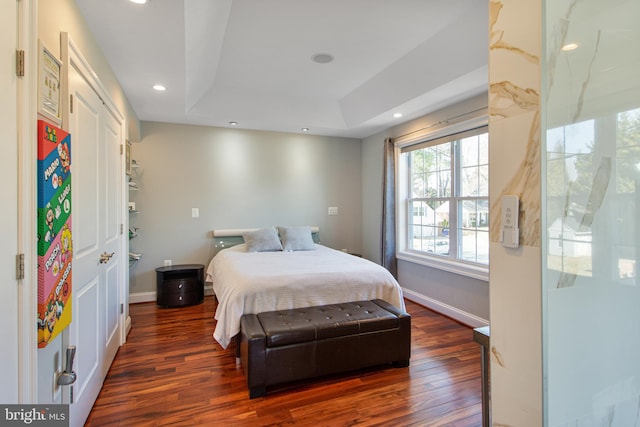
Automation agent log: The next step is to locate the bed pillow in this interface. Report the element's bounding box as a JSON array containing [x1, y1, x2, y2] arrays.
[[278, 226, 315, 251], [242, 227, 283, 252]]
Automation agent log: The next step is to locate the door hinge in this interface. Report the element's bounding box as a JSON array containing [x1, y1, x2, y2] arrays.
[[16, 50, 25, 77], [70, 94, 74, 114], [120, 144, 124, 155], [120, 303, 124, 314], [120, 224, 124, 234], [16, 253, 25, 280]]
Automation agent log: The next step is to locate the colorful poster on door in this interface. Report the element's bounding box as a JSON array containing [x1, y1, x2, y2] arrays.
[[37, 120, 72, 348]]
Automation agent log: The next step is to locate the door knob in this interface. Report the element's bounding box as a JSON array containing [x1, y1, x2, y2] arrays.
[[57, 346, 77, 386], [99, 252, 115, 264]]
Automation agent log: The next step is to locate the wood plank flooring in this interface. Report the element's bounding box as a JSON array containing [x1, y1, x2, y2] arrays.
[[85, 297, 483, 426]]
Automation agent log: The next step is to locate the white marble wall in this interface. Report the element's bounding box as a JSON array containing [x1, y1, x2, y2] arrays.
[[544, 0, 640, 425], [489, 0, 543, 425], [489, 0, 640, 425]]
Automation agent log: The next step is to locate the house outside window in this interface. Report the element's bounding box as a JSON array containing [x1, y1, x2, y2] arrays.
[[546, 106, 640, 283], [396, 120, 489, 280]]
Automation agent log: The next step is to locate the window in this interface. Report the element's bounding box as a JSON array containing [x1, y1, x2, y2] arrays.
[[397, 123, 489, 278]]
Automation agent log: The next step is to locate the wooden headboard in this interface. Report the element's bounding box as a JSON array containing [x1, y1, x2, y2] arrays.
[[211, 226, 320, 254]]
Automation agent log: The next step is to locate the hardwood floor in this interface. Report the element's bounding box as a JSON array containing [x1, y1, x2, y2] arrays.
[[85, 297, 483, 426]]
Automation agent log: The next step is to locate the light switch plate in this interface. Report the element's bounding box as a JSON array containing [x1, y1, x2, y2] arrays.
[[191, 207, 199, 218], [328, 206, 338, 215]]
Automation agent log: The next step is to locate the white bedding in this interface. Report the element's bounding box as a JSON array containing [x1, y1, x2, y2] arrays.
[[207, 244, 404, 349]]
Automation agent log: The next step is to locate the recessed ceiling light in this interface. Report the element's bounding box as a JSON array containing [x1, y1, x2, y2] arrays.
[[130, 0, 148, 4], [311, 53, 334, 64], [153, 84, 166, 91], [393, 113, 403, 118], [561, 43, 579, 51], [229, 121, 238, 126], [301, 128, 310, 132]]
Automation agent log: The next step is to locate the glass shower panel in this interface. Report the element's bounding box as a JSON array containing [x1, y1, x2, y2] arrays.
[[543, 0, 640, 425]]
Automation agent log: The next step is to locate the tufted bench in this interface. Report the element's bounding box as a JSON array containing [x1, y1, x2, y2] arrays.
[[239, 299, 411, 398]]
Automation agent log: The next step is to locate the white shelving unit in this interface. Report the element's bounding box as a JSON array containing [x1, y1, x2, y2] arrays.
[[128, 157, 141, 266]]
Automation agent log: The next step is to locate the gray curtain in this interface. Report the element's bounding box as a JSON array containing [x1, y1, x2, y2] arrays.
[[381, 137, 397, 278]]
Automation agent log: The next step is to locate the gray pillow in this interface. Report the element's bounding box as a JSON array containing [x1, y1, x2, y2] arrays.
[[243, 227, 283, 252], [278, 226, 315, 251]]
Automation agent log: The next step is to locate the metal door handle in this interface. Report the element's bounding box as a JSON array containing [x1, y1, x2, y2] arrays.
[[99, 252, 115, 264], [57, 346, 77, 386]]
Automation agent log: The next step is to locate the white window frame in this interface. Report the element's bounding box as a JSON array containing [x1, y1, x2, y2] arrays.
[[395, 116, 489, 281]]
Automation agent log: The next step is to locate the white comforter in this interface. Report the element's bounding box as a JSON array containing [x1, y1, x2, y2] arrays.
[[207, 244, 404, 349]]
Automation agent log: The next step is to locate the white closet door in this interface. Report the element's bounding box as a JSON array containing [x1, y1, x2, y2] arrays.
[[67, 63, 123, 427]]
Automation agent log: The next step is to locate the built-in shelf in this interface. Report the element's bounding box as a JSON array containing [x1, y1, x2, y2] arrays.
[[129, 158, 141, 268]]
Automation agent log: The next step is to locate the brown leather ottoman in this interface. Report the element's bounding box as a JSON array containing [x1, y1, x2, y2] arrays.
[[239, 299, 411, 398]]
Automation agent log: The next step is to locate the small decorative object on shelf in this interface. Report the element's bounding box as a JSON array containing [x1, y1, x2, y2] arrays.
[[129, 252, 142, 268], [156, 264, 205, 308], [129, 227, 139, 239]]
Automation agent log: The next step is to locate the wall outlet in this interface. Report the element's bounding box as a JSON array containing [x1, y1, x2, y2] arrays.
[[163, 259, 172, 267]]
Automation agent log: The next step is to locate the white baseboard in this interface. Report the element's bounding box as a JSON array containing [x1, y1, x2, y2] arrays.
[[402, 287, 489, 328], [204, 283, 214, 296], [129, 291, 156, 304]]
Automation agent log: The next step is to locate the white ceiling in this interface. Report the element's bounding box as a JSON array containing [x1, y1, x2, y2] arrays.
[[74, 0, 488, 139]]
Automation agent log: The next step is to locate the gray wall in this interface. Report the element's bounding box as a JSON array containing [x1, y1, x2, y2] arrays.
[[132, 95, 490, 324], [129, 122, 363, 295], [361, 93, 490, 323]]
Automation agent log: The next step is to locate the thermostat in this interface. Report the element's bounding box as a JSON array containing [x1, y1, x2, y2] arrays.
[[500, 195, 519, 248]]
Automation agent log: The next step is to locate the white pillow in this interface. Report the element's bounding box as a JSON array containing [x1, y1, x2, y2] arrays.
[[278, 226, 315, 251], [242, 227, 283, 252]]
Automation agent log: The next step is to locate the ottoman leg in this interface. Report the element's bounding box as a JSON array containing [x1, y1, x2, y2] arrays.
[[249, 386, 266, 399], [393, 359, 410, 368]]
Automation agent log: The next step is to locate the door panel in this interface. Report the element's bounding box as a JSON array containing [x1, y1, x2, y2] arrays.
[[104, 118, 120, 243], [72, 278, 100, 404], [101, 107, 122, 369], [105, 263, 120, 364], [71, 83, 100, 260]]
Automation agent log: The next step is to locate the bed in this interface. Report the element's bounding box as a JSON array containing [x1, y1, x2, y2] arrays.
[[206, 226, 405, 349]]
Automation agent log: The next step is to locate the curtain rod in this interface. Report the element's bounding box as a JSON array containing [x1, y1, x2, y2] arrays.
[[394, 106, 488, 141]]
